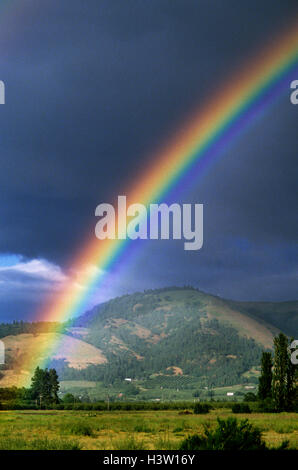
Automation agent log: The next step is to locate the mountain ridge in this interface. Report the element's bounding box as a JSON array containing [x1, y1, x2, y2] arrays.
[[1, 287, 297, 390]]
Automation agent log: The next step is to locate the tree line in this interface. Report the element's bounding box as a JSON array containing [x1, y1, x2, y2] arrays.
[[258, 333, 297, 411]]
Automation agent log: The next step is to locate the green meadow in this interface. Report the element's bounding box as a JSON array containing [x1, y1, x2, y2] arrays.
[[0, 408, 297, 450]]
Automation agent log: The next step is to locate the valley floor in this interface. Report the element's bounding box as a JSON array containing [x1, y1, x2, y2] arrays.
[[0, 409, 297, 450]]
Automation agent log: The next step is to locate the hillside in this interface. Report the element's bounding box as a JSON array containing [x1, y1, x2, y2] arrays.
[[61, 287, 279, 387], [0, 333, 106, 387], [228, 300, 298, 338], [1, 287, 297, 393]]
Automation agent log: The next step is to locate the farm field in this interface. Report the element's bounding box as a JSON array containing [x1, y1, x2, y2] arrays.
[[59, 380, 258, 402], [0, 409, 297, 450]]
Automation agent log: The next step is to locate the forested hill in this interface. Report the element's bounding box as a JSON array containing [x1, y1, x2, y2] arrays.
[[72, 286, 281, 347], [59, 286, 292, 386], [1, 287, 297, 388]]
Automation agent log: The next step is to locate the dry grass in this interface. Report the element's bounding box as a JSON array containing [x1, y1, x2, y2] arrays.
[[0, 408, 297, 450]]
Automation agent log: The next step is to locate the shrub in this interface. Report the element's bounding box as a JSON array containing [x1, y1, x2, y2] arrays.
[[92, 403, 105, 411], [193, 403, 211, 414], [179, 417, 267, 450], [232, 403, 251, 414], [68, 421, 94, 437], [73, 403, 85, 411], [244, 392, 257, 402], [83, 403, 94, 411], [55, 403, 65, 410], [257, 397, 277, 413], [63, 403, 74, 411]]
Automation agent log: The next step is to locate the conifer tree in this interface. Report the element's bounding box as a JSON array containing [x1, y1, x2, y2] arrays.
[[49, 368, 60, 403], [272, 333, 295, 411], [30, 367, 60, 405], [258, 351, 272, 400]]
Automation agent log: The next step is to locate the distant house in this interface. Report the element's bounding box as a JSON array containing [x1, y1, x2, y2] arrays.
[[244, 386, 255, 389], [227, 392, 234, 396], [124, 378, 132, 382]]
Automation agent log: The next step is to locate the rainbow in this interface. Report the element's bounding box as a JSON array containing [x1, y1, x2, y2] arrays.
[[20, 20, 298, 385]]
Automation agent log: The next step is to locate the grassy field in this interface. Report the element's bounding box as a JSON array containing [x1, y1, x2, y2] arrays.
[[0, 409, 297, 450]]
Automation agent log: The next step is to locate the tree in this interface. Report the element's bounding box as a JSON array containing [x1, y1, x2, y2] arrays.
[[244, 392, 257, 402], [49, 368, 60, 403], [285, 341, 297, 411], [272, 333, 296, 411], [258, 352, 272, 400], [62, 393, 76, 404], [30, 366, 46, 401], [30, 367, 60, 406], [62, 393, 82, 405]]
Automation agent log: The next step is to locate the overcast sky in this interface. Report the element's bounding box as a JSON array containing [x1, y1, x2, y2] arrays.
[[0, 0, 297, 321]]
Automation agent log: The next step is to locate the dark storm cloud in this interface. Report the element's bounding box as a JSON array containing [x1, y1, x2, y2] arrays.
[[0, 0, 297, 319]]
